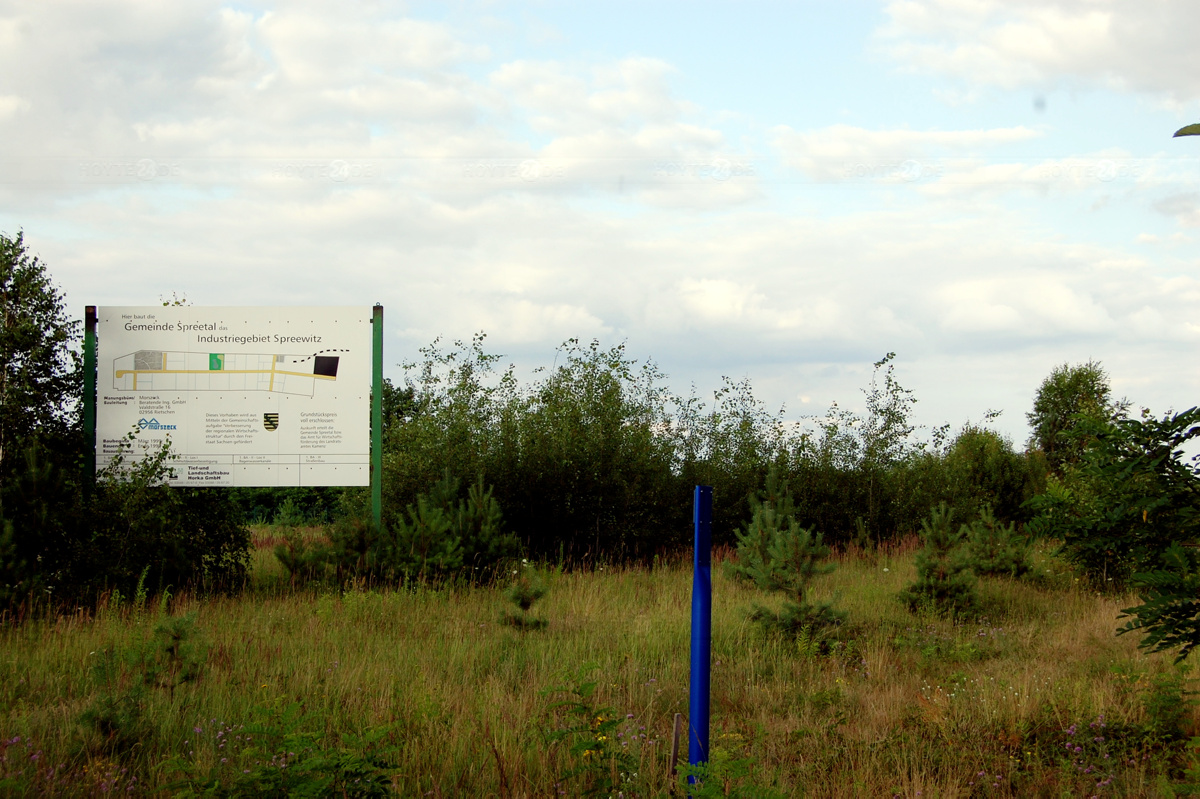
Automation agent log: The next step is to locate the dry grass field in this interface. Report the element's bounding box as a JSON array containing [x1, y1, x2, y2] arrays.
[[1, 530, 1197, 797]]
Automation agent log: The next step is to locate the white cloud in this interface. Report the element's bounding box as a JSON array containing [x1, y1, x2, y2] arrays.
[[1, 0, 1198, 447], [773, 123, 1041, 181], [773, 124, 1186, 200], [878, 0, 1200, 101], [0, 94, 30, 118], [1155, 193, 1200, 227], [491, 57, 682, 135]]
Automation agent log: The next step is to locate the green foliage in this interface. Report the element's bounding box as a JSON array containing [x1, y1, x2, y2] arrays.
[[1120, 544, 1200, 662], [86, 432, 251, 595], [0, 231, 80, 476], [1175, 123, 1200, 137], [1030, 407, 1200, 590], [228, 487, 342, 526], [964, 506, 1033, 578], [541, 664, 638, 796], [0, 519, 28, 611], [676, 747, 784, 798], [496, 338, 682, 556], [1026, 360, 1117, 474], [379, 376, 418, 435], [164, 702, 399, 798], [81, 611, 208, 755], [139, 611, 208, 693], [501, 565, 549, 630], [272, 497, 307, 527], [0, 444, 65, 609], [678, 374, 790, 548], [273, 531, 333, 584], [728, 465, 845, 638], [789, 353, 924, 543], [323, 469, 517, 583], [943, 425, 1042, 523], [0, 231, 82, 612], [376, 335, 1063, 562], [899, 503, 980, 618], [384, 470, 514, 579], [385, 335, 760, 558], [1140, 667, 1195, 742]]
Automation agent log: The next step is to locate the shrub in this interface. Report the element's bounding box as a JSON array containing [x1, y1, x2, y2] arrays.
[[943, 425, 1041, 523], [325, 470, 517, 583], [899, 503, 979, 618], [1119, 543, 1200, 662], [81, 610, 207, 755], [84, 433, 250, 595], [501, 565, 548, 630], [1028, 407, 1200, 590], [273, 531, 333, 584], [727, 465, 845, 638], [965, 506, 1033, 579], [383, 336, 688, 559]]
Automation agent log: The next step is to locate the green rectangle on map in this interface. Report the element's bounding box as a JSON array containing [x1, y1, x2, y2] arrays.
[[209, 353, 224, 370]]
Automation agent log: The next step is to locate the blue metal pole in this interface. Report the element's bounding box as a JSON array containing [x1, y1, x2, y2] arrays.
[[689, 485, 713, 780]]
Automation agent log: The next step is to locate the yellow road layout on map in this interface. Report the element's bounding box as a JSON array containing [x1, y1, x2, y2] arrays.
[[112, 349, 341, 397]]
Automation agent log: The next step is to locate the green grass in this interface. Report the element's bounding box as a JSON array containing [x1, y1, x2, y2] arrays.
[[1, 531, 1198, 797]]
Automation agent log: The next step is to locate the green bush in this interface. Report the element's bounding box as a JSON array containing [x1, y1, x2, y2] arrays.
[[322, 470, 517, 584], [84, 433, 250, 595], [81, 610, 207, 755], [965, 506, 1033, 579], [1028, 407, 1200, 590], [899, 503, 979, 618], [375, 336, 1061, 563], [943, 425, 1042, 523], [501, 566, 549, 630], [727, 465, 845, 638]]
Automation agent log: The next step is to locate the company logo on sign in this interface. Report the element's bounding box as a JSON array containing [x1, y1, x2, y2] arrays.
[[138, 417, 177, 431], [263, 413, 280, 431]]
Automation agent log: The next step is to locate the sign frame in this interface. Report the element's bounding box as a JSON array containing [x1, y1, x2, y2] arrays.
[[84, 305, 384, 530]]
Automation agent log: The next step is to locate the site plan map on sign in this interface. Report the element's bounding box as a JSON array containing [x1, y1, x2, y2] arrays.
[[112, 350, 344, 395], [96, 307, 371, 488]]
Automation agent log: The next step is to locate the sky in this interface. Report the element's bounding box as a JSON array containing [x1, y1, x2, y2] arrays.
[[1, 0, 1198, 447]]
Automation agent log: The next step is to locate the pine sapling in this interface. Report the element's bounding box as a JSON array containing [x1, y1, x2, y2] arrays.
[[965, 506, 1032, 578], [727, 465, 845, 638], [502, 563, 548, 630], [900, 503, 980, 618]]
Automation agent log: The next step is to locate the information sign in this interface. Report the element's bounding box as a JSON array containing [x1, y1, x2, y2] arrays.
[[95, 306, 371, 487]]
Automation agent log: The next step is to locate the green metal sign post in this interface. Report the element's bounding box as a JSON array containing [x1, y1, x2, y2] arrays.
[[83, 305, 97, 493], [371, 304, 384, 532]]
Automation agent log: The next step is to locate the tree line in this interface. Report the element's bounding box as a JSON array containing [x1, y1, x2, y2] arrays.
[[3, 230, 1199, 660]]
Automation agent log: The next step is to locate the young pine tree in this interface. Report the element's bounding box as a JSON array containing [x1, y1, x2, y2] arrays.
[[965, 506, 1032, 579], [900, 503, 980, 618], [501, 564, 549, 630], [727, 465, 845, 637]]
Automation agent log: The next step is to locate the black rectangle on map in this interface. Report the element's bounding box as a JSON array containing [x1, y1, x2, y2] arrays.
[[313, 356, 339, 378]]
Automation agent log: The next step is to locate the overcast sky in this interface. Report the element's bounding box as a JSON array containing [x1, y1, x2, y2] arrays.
[[2, 0, 1198, 446]]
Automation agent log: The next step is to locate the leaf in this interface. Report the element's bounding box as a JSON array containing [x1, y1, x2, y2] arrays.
[[1174, 124, 1200, 138]]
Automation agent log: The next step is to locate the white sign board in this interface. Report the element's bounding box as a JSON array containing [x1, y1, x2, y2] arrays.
[[96, 306, 371, 487]]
